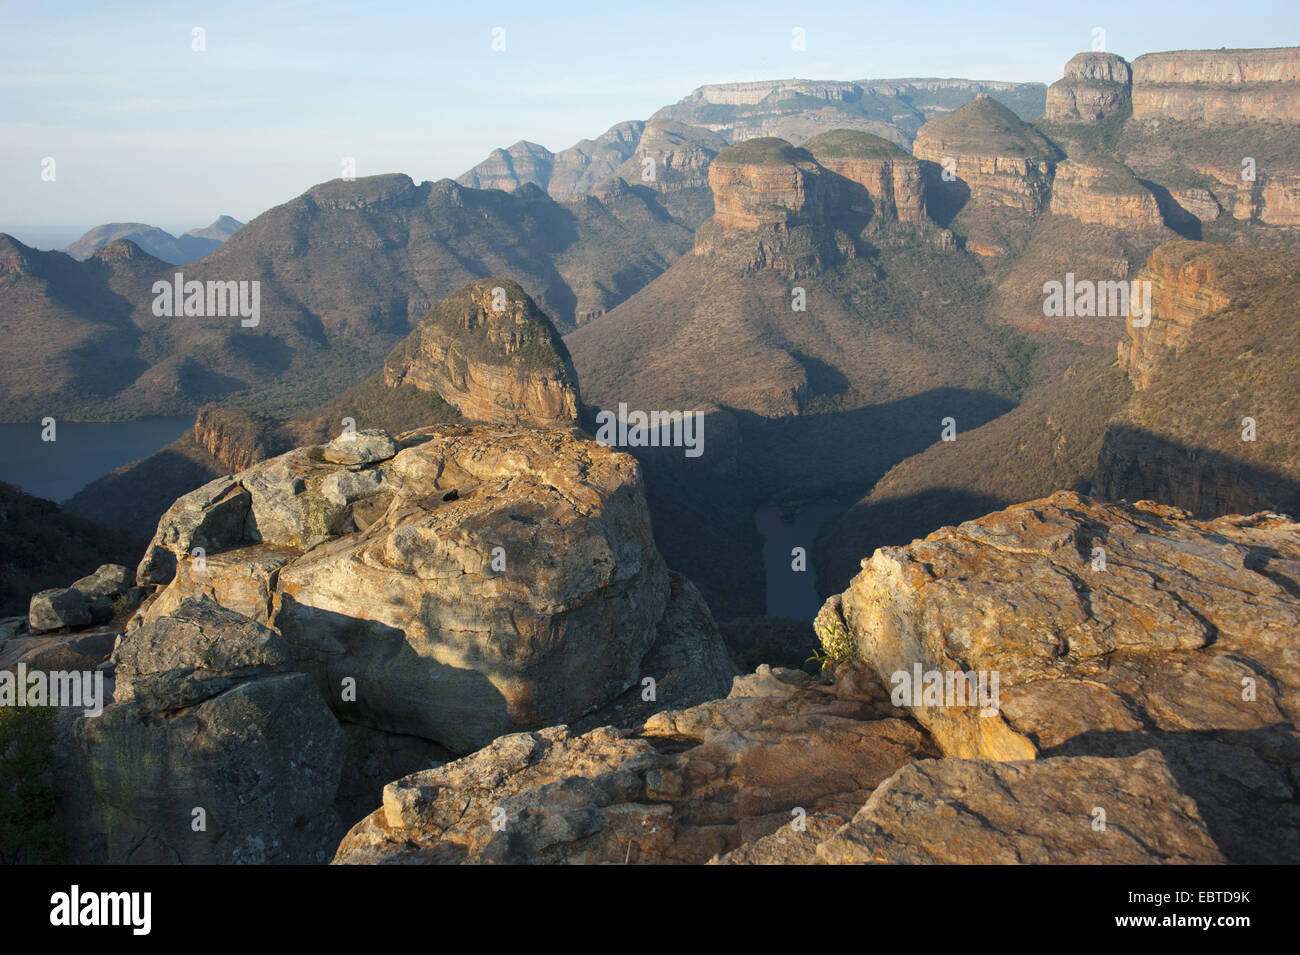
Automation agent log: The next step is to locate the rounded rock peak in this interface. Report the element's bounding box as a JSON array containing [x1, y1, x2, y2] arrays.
[[1062, 51, 1133, 84]]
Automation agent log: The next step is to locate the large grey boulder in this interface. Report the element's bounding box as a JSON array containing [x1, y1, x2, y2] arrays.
[[135, 425, 683, 754], [28, 587, 91, 633], [70, 564, 132, 600], [57, 596, 347, 864], [321, 428, 398, 466]]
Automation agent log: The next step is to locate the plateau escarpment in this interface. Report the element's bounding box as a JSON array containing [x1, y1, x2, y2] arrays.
[[1131, 47, 1300, 124]]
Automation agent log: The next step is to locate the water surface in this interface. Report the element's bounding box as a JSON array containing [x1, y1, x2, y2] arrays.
[[755, 501, 844, 620], [0, 417, 192, 503]]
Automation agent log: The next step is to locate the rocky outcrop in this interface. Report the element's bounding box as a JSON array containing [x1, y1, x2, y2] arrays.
[[913, 94, 1059, 213], [456, 123, 646, 198], [1049, 158, 1163, 229], [1118, 240, 1283, 390], [815, 491, 1300, 862], [803, 129, 927, 223], [28, 563, 135, 633], [133, 424, 734, 754], [333, 662, 931, 864], [1, 629, 116, 673], [1043, 52, 1132, 123], [816, 750, 1224, 864], [610, 120, 724, 193], [57, 596, 348, 864], [1131, 47, 1300, 123], [382, 279, 580, 428], [704, 139, 830, 232], [331, 486, 1300, 864], [192, 404, 283, 473]]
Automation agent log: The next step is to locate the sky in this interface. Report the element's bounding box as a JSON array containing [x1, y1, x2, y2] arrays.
[[3, 0, 1299, 248]]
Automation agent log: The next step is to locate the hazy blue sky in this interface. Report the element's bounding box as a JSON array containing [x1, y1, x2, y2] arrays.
[[3, 0, 1299, 246]]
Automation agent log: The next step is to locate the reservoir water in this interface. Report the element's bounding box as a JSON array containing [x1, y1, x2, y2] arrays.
[[0, 417, 193, 504], [755, 501, 844, 620]]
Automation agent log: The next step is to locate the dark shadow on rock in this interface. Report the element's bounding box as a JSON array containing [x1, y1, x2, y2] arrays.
[[919, 160, 972, 228], [815, 486, 1010, 598], [1043, 725, 1300, 864], [1097, 423, 1300, 518], [273, 593, 512, 756], [1139, 178, 1203, 240]]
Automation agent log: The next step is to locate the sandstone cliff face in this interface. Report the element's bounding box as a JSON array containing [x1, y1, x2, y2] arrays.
[[1131, 47, 1300, 123], [803, 130, 927, 223], [1043, 52, 1132, 123], [610, 120, 723, 193], [383, 279, 580, 428], [1118, 240, 1248, 389], [1048, 158, 1163, 229], [688, 80, 865, 107], [913, 95, 1058, 213], [193, 404, 282, 473], [133, 425, 735, 754], [1164, 162, 1300, 226], [705, 139, 830, 231]]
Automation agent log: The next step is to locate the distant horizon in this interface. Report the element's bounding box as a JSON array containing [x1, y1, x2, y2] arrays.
[[4, 0, 1299, 240]]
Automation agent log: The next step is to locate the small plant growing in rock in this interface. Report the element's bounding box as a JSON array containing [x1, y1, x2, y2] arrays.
[[808, 616, 855, 673]]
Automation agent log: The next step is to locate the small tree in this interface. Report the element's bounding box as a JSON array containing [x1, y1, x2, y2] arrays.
[[0, 706, 66, 864]]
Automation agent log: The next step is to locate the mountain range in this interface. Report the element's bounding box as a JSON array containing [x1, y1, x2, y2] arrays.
[[62, 216, 243, 264], [5, 44, 1300, 627]]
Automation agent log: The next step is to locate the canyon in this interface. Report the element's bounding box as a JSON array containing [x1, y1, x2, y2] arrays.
[[3, 42, 1300, 869]]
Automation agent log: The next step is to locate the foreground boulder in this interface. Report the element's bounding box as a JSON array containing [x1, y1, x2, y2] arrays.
[[816, 490, 1300, 862], [333, 663, 930, 864], [134, 424, 731, 753], [57, 596, 347, 863], [814, 750, 1224, 864]]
